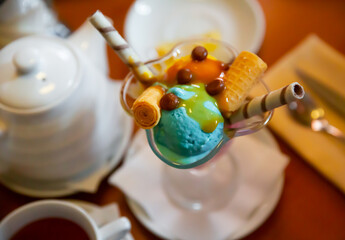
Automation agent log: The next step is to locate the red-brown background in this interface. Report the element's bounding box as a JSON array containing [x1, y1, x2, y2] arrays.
[[0, 1, 345, 239]]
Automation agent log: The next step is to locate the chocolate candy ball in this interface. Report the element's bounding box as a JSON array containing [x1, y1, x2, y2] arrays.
[[177, 68, 193, 84], [221, 58, 235, 71], [206, 78, 225, 96], [191, 46, 208, 61], [220, 62, 230, 71], [160, 93, 179, 110]]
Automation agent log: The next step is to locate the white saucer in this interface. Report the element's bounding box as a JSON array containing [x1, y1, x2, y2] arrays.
[[0, 109, 133, 198], [125, 128, 284, 239], [125, 0, 266, 61]]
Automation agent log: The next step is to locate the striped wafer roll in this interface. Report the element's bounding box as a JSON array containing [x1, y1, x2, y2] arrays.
[[89, 11, 155, 83], [216, 51, 267, 118], [228, 82, 305, 124]]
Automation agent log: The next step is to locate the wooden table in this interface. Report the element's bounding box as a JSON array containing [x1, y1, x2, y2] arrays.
[[1, 0, 345, 239]]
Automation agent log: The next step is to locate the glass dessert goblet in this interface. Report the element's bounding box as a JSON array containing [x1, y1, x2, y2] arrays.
[[121, 39, 272, 211]]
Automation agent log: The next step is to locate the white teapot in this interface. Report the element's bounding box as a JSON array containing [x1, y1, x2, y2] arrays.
[[0, 19, 126, 192]]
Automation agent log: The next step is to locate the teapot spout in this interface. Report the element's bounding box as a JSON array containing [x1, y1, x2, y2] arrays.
[[69, 20, 109, 75], [0, 0, 64, 45], [0, 0, 49, 23]]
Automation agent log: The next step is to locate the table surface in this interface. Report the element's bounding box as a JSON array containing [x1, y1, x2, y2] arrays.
[[1, 0, 345, 240]]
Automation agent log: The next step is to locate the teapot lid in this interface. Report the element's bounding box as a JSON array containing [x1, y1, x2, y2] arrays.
[[0, 36, 80, 112]]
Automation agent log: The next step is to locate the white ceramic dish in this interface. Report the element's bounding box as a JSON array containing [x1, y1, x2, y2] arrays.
[[125, 0, 266, 61], [125, 128, 284, 239]]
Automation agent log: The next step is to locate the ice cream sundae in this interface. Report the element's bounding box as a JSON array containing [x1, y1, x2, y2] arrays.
[[89, 11, 305, 168]]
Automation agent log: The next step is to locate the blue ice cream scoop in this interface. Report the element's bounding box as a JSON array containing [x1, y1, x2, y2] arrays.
[[153, 84, 224, 165]]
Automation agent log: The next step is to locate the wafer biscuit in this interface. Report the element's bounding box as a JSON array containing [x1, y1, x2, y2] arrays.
[[89, 11, 155, 83], [132, 86, 165, 129], [228, 82, 305, 124], [216, 51, 267, 118]]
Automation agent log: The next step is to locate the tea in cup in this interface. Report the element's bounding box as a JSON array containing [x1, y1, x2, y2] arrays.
[[0, 200, 131, 240]]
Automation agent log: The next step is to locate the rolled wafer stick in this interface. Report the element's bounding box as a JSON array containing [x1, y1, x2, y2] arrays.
[[89, 11, 155, 83], [228, 82, 305, 124], [132, 86, 165, 129], [217, 51, 267, 118]]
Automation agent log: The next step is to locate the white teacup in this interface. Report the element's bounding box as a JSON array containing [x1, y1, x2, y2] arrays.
[[0, 200, 131, 240]]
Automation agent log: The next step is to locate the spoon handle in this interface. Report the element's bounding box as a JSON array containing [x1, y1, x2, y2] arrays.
[[0, 120, 6, 138], [323, 122, 345, 143]]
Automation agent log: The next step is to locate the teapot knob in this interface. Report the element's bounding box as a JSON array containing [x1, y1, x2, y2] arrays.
[[13, 48, 40, 75]]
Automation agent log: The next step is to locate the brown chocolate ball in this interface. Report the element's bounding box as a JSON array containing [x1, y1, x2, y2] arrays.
[[160, 93, 179, 110], [220, 62, 230, 71], [206, 78, 225, 96], [191, 46, 208, 61], [177, 68, 193, 84], [221, 58, 235, 71]]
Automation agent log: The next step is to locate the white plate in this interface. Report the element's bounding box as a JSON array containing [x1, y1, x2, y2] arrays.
[[125, 0, 265, 61], [126, 128, 284, 239]]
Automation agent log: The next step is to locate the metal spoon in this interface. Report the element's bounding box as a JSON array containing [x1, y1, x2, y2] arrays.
[[288, 93, 345, 142]]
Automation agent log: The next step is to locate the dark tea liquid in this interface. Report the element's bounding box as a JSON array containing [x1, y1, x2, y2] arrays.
[[10, 218, 90, 240]]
